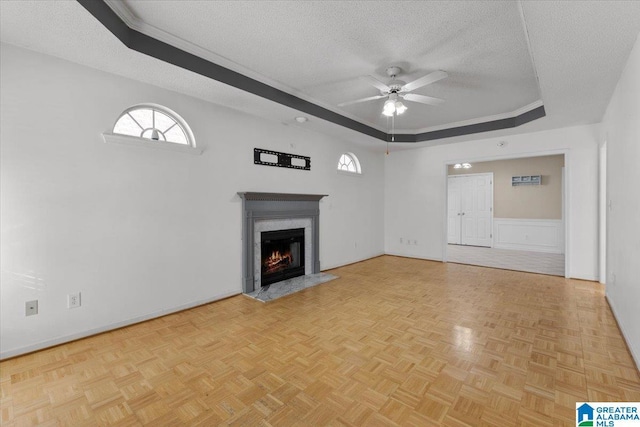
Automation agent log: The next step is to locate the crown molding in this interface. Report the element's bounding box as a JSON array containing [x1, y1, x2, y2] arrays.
[[390, 105, 546, 142], [103, 0, 386, 133], [399, 100, 545, 135]]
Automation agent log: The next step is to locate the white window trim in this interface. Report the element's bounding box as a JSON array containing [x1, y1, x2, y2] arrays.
[[337, 169, 363, 177], [102, 132, 203, 155]]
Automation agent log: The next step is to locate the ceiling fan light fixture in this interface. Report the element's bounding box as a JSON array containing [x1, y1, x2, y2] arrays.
[[341, 67, 448, 118], [382, 99, 396, 116]]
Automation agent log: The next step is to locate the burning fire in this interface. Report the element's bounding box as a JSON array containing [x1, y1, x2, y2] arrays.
[[264, 250, 293, 273]]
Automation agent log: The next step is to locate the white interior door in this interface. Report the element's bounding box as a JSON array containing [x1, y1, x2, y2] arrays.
[[447, 177, 462, 243], [462, 174, 493, 247], [448, 173, 493, 247]]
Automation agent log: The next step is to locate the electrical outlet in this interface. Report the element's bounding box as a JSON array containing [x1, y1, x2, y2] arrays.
[[68, 292, 81, 309], [26, 300, 38, 316]]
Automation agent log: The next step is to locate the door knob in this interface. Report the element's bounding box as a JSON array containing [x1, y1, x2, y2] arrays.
[[461, 212, 465, 215]]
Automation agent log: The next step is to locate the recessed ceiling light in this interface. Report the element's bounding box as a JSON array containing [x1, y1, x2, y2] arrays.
[[295, 116, 308, 123]]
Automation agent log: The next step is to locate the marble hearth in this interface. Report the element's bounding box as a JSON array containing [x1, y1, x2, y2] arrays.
[[238, 192, 327, 293]]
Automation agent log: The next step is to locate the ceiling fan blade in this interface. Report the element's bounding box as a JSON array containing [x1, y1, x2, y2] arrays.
[[360, 75, 390, 92], [402, 93, 445, 106], [401, 70, 448, 93], [338, 94, 387, 107]]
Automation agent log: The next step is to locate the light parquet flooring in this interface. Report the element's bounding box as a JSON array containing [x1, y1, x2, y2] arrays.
[[1, 256, 639, 426]]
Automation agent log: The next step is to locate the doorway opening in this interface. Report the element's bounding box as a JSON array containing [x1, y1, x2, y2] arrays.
[[445, 154, 566, 277]]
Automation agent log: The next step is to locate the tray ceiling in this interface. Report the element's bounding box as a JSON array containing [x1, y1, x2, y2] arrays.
[[112, 0, 543, 134], [1, 1, 640, 146]]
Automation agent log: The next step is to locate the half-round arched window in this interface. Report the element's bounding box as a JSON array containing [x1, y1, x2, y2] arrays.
[[337, 152, 361, 174], [113, 104, 195, 147]]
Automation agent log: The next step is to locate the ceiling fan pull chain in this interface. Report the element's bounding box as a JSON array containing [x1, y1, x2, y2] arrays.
[[387, 118, 390, 155], [385, 115, 390, 154], [392, 114, 395, 142]]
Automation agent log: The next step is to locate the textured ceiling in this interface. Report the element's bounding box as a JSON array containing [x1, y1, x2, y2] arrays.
[[521, 1, 640, 127], [1, 1, 640, 147], [118, 1, 541, 133]]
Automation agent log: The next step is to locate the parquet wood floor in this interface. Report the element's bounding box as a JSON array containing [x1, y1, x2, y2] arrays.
[[1, 256, 639, 426]]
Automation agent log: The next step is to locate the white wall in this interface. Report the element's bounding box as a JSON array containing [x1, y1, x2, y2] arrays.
[[0, 44, 385, 358], [385, 124, 599, 281], [601, 33, 640, 366], [4, 38, 635, 364]]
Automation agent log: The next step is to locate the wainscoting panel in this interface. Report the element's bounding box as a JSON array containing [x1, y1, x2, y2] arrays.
[[493, 218, 564, 253]]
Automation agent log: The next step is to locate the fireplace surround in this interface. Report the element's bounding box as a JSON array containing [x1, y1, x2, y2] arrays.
[[238, 192, 327, 293]]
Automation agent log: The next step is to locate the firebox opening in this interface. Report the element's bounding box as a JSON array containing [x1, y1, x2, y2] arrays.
[[261, 228, 305, 287]]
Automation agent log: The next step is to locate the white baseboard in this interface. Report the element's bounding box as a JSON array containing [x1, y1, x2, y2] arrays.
[[605, 294, 640, 370], [0, 290, 240, 360], [493, 218, 564, 253], [1, 252, 387, 360], [321, 252, 385, 271], [384, 251, 443, 263]]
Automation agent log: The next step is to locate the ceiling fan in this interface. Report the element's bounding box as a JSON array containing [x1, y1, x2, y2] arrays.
[[338, 66, 448, 116]]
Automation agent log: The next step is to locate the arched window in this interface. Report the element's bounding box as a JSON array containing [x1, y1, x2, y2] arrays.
[[337, 152, 361, 174], [112, 104, 195, 147]]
